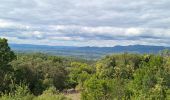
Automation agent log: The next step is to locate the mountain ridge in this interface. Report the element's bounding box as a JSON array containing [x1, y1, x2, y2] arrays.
[[9, 44, 170, 59]]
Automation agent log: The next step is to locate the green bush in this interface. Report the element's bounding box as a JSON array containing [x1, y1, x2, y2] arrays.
[[34, 87, 71, 100], [0, 84, 34, 100]]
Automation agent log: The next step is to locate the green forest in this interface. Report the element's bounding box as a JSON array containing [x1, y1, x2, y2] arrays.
[[0, 38, 170, 100]]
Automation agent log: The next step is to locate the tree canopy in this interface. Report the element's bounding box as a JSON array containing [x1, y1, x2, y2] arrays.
[[0, 38, 169, 100]]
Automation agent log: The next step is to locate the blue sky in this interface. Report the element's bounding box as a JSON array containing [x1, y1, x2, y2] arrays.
[[0, 0, 170, 47]]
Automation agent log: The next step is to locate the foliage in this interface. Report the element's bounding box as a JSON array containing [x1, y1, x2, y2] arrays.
[[34, 86, 71, 100], [0, 38, 170, 100], [0, 38, 16, 93], [67, 62, 95, 89], [82, 53, 170, 100], [0, 84, 70, 100], [81, 75, 114, 100], [11, 53, 69, 95], [0, 83, 34, 100], [128, 55, 167, 99]]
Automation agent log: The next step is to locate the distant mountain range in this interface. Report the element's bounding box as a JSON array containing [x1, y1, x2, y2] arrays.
[[9, 44, 170, 60]]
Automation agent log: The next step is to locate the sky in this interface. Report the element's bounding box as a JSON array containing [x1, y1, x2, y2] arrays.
[[0, 0, 170, 47]]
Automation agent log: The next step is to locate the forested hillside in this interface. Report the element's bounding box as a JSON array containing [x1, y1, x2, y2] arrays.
[[10, 44, 170, 60], [0, 38, 170, 100]]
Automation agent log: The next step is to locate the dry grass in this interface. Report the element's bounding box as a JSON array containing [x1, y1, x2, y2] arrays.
[[65, 93, 81, 100]]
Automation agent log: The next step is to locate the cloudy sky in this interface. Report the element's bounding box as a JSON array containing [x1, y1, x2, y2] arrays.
[[0, 0, 170, 47]]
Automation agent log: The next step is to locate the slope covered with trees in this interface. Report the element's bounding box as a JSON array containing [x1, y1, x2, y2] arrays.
[[10, 44, 170, 60], [0, 38, 170, 100]]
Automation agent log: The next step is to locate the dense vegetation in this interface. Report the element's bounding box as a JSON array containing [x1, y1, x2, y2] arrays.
[[0, 38, 170, 100]]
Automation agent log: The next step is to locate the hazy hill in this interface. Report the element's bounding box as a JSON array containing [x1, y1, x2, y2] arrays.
[[9, 44, 170, 59]]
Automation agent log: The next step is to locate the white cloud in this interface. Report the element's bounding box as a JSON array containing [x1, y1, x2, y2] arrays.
[[0, 0, 170, 46], [126, 28, 142, 36], [0, 19, 13, 28]]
